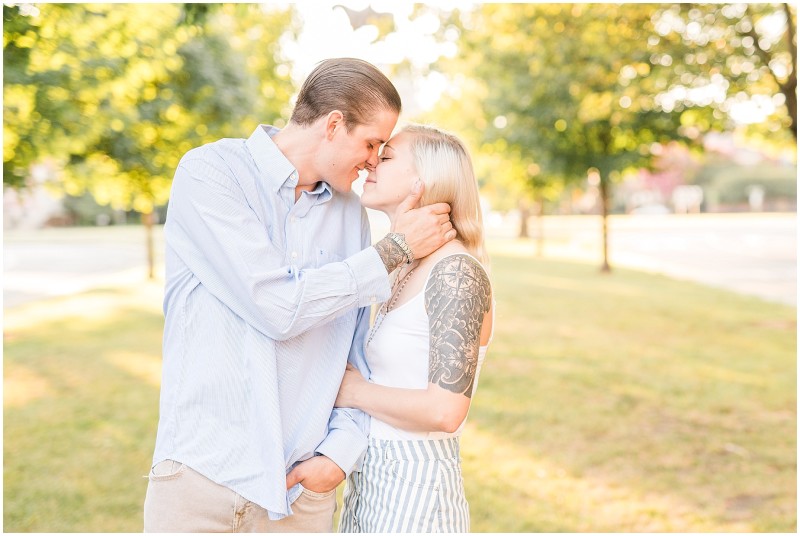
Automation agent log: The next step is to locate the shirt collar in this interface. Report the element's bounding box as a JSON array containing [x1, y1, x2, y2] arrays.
[[245, 124, 298, 193], [245, 125, 332, 204]]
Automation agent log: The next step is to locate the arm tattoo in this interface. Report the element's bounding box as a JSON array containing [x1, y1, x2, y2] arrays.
[[425, 255, 491, 398], [375, 235, 407, 274]]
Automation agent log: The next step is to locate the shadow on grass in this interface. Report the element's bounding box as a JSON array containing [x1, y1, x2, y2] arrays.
[[3, 260, 796, 533], [4, 286, 164, 532], [461, 254, 796, 532]]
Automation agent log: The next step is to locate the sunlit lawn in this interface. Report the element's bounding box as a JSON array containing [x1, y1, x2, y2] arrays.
[[4, 245, 796, 532]]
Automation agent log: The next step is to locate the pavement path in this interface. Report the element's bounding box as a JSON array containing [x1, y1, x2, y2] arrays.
[[3, 213, 796, 308], [486, 212, 797, 306], [4, 226, 164, 308]]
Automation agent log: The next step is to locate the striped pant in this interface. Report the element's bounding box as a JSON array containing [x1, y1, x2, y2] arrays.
[[338, 437, 469, 533]]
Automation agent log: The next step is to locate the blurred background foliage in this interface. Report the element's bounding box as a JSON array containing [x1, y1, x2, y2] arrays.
[[4, 3, 297, 273], [4, 3, 295, 208], [3, 2, 797, 259], [415, 2, 795, 264]]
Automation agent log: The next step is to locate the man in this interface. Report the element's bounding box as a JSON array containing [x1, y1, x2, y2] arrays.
[[143, 58, 454, 532]]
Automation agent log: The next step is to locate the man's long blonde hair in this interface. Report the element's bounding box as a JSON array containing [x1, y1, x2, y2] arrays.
[[402, 124, 488, 266]]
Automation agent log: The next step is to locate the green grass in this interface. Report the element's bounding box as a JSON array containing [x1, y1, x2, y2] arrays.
[[4, 252, 796, 532]]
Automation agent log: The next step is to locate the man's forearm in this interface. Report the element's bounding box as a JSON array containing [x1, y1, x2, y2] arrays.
[[172, 161, 390, 340], [374, 235, 407, 274]]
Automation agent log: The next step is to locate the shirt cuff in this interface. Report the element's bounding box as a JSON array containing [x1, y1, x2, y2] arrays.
[[344, 247, 390, 308], [316, 428, 368, 477]]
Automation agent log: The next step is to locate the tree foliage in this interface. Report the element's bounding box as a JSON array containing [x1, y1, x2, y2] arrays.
[[421, 2, 795, 262], [653, 3, 796, 139], [3, 3, 295, 213], [435, 5, 693, 196], [428, 3, 795, 202]]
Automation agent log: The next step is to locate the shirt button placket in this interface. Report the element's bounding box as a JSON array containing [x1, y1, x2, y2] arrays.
[[287, 210, 299, 264]]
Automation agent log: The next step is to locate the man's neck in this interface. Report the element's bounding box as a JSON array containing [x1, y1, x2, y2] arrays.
[[271, 122, 322, 199]]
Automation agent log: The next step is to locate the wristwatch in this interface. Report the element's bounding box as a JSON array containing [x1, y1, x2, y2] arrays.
[[386, 232, 414, 264]]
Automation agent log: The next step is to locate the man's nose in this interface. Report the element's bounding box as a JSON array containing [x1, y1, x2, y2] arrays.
[[366, 149, 380, 168]]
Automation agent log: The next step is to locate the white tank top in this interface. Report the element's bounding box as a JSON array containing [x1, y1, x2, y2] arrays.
[[366, 253, 493, 440]]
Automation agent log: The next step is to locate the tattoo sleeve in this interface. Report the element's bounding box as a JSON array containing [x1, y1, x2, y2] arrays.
[[375, 235, 407, 274], [425, 255, 491, 398]]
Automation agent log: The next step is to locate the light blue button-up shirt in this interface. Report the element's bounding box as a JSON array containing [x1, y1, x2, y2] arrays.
[[151, 125, 390, 519]]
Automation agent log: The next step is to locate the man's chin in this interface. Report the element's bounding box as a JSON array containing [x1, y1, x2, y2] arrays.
[[326, 178, 353, 195], [333, 170, 363, 193]]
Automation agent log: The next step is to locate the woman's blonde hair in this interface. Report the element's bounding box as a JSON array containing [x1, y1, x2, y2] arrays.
[[402, 124, 488, 266]]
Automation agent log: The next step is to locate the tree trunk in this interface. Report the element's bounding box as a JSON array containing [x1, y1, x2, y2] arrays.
[[783, 2, 797, 139], [745, 3, 797, 139], [143, 211, 155, 280], [598, 174, 611, 273], [535, 194, 545, 257], [518, 199, 530, 239], [784, 83, 797, 139]]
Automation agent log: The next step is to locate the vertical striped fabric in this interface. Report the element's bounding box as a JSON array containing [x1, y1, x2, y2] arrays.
[[339, 437, 469, 533]]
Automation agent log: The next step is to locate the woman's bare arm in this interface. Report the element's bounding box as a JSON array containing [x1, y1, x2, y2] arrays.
[[335, 254, 491, 433]]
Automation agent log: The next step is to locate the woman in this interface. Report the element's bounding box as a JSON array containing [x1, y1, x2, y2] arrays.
[[335, 124, 493, 533]]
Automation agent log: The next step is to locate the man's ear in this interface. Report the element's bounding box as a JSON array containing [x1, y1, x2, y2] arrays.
[[325, 110, 344, 140]]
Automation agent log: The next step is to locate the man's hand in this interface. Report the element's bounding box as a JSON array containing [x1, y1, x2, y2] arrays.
[[394, 180, 455, 258], [285, 455, 345, 493], [375, 181, 456, 273]]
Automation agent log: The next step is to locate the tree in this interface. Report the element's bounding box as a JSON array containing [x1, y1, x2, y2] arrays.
[[3, 3, 295, 277], [432, 4, 687, 271], [652, 3, 796, 140]]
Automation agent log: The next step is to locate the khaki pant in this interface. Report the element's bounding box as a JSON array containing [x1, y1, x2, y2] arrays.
[[143, 460, 337, 533]]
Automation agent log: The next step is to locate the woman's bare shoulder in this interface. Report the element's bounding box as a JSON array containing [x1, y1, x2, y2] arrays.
[[425, 247, 491, 298], [426, 240, 471, 265]]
